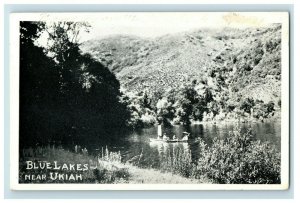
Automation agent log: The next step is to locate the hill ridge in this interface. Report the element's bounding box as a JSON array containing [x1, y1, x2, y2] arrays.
[[80, 24, 281, 105]]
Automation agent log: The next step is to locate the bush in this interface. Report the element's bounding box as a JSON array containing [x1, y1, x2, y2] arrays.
[[265, 101, 275, 113], [252, 100, 275, 119], [196, 127, 280, 184], [95, 147, 130, 183], [93, 167, 130, 183], [160, 148, 196, 178], [242, 63, 253, 71], [240, 98, 255, 114]]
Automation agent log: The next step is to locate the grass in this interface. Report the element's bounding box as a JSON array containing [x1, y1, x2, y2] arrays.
[[19, 145, 206, 184], [19, 146, 100, 183], [160, 147, 195, 178]]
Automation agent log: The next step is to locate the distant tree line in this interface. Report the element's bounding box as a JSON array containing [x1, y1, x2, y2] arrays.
[[122, 79, 279, 128]]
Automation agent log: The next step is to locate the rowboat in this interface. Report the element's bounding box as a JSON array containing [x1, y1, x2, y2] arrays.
[[149, 138, 188, 143]]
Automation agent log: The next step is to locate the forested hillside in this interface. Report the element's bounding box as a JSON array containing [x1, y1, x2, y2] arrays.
[[81, 24, 281, 126]]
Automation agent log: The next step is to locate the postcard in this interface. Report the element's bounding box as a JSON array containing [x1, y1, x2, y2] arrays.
[[9, 12, 289, 190]]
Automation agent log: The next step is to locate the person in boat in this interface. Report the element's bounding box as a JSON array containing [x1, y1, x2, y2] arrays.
[[163, 133, 169, 141], [172, 134, 178, 141], [157, 124, 163, 139], [181, 132, 190, 141]]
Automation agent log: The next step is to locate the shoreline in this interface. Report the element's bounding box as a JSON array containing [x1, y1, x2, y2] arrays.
[[190, 116, 281, 126], [18, 125, 280, 185]]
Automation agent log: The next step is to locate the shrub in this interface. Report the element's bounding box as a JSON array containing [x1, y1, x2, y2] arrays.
[[253, 55, 262, 65], [196, 127, 280, 184], [99, 147, 122, 163], [160, 148, 196, 178], [232, 56, 237, 64], [240, 98, 255, 114], [242, 63, 253, 71], [209, 69, 216, 78], [265, 39, 280, 53], [252, 100, 276, 119], [93, 167, 130, 183], [265, 101, 275, 114], [95, 147, 130, 183]]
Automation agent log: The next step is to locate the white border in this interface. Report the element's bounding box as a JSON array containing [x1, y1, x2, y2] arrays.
[[9, 12, 289, 191]]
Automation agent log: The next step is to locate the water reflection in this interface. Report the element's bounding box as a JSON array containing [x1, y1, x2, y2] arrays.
[[149, 141, 190, 155], [89, 121, 281, 169]]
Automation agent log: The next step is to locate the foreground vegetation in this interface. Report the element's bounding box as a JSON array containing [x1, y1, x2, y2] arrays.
[[19, 146, 204, 184], [158, 126, 280, 184], [199, 130, 280, 184], [20, 127, 280, 184]]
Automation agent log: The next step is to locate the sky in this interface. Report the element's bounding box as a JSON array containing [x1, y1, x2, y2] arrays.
[[34, 12, 286, 46], [79, 12, 276, 41]]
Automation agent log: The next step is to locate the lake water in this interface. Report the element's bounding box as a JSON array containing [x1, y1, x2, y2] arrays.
[[88, 121, 281, 169]]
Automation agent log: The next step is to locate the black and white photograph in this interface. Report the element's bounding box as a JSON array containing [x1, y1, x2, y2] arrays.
[[9, 12, 289, 190]]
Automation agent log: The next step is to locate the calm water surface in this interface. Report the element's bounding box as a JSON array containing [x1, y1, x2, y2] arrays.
[[88, 121, 281, 169]]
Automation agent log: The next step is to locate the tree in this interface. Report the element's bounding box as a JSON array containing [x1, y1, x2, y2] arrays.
[[20, 21, 61, 147], [192, 97, 207, 121], [240, 98, 255, 114], [203, 88, 214, 103], [20, 21, 131, 147], [208, 100, 219, 116], [156, 97, 175, 126], [141, 91, 152, 110], [42, 22, 91, 95], [173, 86, 198, 125]]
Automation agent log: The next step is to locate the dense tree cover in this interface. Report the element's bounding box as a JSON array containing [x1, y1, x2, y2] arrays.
[[122, 77, 278, 128], [20, 21, 130, 147], [120, 91, 156, 128]]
